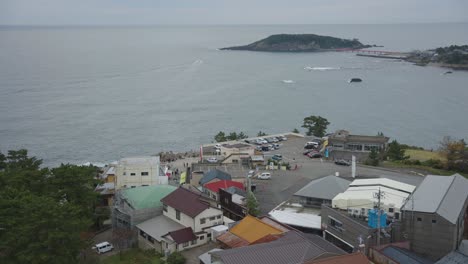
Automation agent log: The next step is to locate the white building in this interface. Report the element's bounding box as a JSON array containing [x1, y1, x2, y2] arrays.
[[332, 178, 416, 220], [115, 156, 167, 189]]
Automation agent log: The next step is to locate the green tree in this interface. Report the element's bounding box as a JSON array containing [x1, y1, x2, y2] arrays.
[[167, 252, 186, 264], [386, 140, 408, 161], [246, 191, 260, 216], [226, 132, 238, 141], [365, 148, 380, 166], [302, 115, 330, 137], [214, 131, 226, 142], [377, 132, 385, 136], [292, 128, 300, 134], [440, 136, 468, 172], [257, 131, 267, 137], [237, 132, 249, 139]]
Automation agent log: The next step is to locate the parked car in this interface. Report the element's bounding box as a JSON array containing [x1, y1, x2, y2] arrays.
[[279, 135, 287, 141], [215, 144, 222, 149], [311, 138, 322, 144], [273, 143, 281, 149], [270, 137, 279, 143], [304, 144, 318, 150], [207, 157, 218, 163], [305, 142, 319, 147], [93, 242, 114, 254], [303, 149, 317, 155], [255, 146, 263, 151], [308, 153, 323, 158], [265, 138, 275, 143], [258, 172, 271, 180], [247, 170, 256, 178], [271, 154, 283, 161], [261, 146, 270, 152], [258, 138, 268, 144], [335, 159, 351, 166]]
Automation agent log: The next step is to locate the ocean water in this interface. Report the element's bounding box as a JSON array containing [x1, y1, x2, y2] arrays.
[[1, 24, 468, 166]]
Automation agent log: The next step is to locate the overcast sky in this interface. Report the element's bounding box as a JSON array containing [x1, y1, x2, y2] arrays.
[[1, 0, 467, 25]]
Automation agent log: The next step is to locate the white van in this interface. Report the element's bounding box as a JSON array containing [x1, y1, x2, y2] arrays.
[[94, 241, 114, 254], [258, 172, 271, 180]]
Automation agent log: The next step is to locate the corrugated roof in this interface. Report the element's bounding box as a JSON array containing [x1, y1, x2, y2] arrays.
[[212, 231, 344, 264], [217, 231, 250, 248], [435, 250, 468, 264], [204, 180, 245, 193], [350, 178, 416, 194], [200, 169, 232, 185], [302, 233, 346, 256], [230, 215, 284, 243], [305, 252, 370, 264], [402, 174, 468, 224], [164, 227, 197, 244], [160, 187, 210, 217], [381, 246, 433, 264], [226, 186, 246, 197], [121, 185, 177, 210], [294, 176, 351, 200], [136, 215, 185, 241]]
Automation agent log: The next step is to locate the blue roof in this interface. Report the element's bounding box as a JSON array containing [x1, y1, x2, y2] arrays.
[[382, 246, 433, 264], [199, 169, 231, 185]]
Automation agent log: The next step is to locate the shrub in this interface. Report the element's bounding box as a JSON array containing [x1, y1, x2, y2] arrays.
[[167, 252, 186, 264]]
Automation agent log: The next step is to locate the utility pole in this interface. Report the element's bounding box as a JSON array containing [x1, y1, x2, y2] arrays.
[[374, 187, 385, 246]]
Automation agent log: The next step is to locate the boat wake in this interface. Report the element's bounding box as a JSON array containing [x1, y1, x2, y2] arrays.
[[282, 80, 295, 84], [304, 66, 341, 71]]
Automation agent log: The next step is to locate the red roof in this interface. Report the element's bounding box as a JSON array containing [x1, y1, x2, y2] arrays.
[[161, 187, 210, 217], [164, 227, 197, 244], [204, 180, 244, 193]]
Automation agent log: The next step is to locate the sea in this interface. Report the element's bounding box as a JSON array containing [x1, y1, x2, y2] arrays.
[[1, 24, 468, 167]]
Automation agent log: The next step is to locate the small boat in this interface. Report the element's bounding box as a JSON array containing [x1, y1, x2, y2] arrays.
[[349, 78, 362, 83], [443, 71, 453, 75]]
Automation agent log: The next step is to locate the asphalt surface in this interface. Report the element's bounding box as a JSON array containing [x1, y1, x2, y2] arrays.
[[252, 136, 425, 215]]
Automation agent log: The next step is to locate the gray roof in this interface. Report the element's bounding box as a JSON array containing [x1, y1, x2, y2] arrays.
[[294, 176, 351, 200], [402, 174, 468, 224], [136, 215, 185, 242], [435, 251, 468, 264], [199, 248, 223, 264], [381, 246, 433, 264], [199, 169, 232, 185], [210, 231, 344, 264], [226, 186, 246, 197]]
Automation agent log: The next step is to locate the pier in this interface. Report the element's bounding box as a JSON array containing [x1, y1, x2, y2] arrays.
[[335, 48, 409, 59]]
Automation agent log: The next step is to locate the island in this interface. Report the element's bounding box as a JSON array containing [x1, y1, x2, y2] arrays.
[[405, 45, 468, 70], [221, 34, 373, 52]]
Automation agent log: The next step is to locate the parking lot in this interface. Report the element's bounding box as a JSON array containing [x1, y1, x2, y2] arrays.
[[251, 136, 425, 215]]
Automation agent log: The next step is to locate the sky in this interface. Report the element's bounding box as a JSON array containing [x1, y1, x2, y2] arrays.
[[1, 0, 468, 25]]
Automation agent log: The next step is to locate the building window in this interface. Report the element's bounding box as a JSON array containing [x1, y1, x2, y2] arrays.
[[142, 184, 149, 187], [329, 217, 343, 232], [217, 215, 221, 219], [346, 144, 362, 151], [130, 173, 136, 176], [131, 186, 136, 188], [209, 216, 215, 221], [140, 230, 146, 238], [141, 172, 149, 176], [200, 218, 206, 224], [191, 239, 197, 245], [432, 219, 437, 224], [176, 210, 181, 220], [199, 236, 204, 240], [207, 233, 212, 238], [183, 242, 189, 247], [389, 208, 394, 213], [224, 198, 229, 204], [417, 217, 422, 222], [148, 236, 154, 244], [394, 212, 400, 220], [163, 204, 168, 212]]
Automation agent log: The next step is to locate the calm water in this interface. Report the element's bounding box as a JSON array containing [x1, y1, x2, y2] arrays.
[[1, 24, 468, 166]]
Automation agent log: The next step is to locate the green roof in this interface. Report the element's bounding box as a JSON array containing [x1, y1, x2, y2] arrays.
[[122, 185, 177, 210]]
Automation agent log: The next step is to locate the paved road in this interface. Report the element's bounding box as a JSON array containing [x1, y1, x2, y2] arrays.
[[254, 136, 425, 215]]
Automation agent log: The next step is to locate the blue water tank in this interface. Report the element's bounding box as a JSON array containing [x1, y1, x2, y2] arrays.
[[368, 209, 387, 228]]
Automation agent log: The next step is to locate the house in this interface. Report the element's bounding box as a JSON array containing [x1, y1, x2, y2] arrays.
[[400, 174, 468, 261], [217, 215, 289, 248], [115, 156, 168, 189], [95, 166, 117, 206], [203, 180, 245, 201], [332, 178, 415, 220], [435, 240, 468, 264], [197, 169, 233, 187], [269, 201, 323, 234], [321, 204, 392, 254], [219, 187, 247, 221], [219, 143, 255, 165], [293, 175, 351, 208], [327, 130, 389, 161], [210, 231, 345, 264], [369, 242, 433, 264], [304, 252, 370, 264], [112, 185, 177, 229]]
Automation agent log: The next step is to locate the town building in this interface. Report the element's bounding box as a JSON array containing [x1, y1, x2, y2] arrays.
[[203, 180, 245, 201], [115, 156, 167, 189], [136, 187, 225, 254], [112, 185, 177, 229], [95, 166, 117, 206], [219, 143, 255, 165], [219, 187, 247, 221], [327, 130, 389, 161], [400, 174, 468, 261], [293, 175, 351, 208]]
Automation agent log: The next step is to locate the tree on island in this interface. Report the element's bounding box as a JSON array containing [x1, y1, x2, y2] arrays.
[[257, 131, 267, 137], [302, 115, 330, 137]]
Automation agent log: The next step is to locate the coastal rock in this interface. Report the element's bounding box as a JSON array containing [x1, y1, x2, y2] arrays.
[[221, 34, 372, 52]]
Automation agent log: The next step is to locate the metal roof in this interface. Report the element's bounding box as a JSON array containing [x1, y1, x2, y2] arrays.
[[121, 185, 177, 210], [204, 180, 244, 194], [199, 248, 223, 264], [294, 175, 351, 200], [199, 169, 232, 185], [435, 251, 468, 264], [136, 215, 185, 242], [402, 174, 468, 224], [160, 187, 210, 217], [229, 215, 284, 243], [304, 252, 370, 264], [350, 178, 416, 194], [381, 246, 433, 264]]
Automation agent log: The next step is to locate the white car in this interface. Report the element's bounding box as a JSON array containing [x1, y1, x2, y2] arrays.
[[247, 170, 256, 178], [93, 241, 114, 254], [258, 138, 268, 144], [207, 157, 218, 163], [215, 144, 222, 149], [257, 172, 271, 180]]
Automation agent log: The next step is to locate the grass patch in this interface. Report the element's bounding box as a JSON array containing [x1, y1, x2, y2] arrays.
[[405, 149, 445, 162], [100, 248, 163, 264], [382, 161, 468, 177]]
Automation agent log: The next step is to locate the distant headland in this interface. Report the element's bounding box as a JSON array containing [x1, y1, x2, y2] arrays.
[[405, 45, 468, 70], [221, 34, 376, 52]]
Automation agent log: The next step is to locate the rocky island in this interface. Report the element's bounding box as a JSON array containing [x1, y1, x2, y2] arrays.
[[405, 45, 468, 70], [221, 34, 373, 52]]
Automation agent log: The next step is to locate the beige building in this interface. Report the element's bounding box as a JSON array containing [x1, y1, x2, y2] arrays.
[[115, 156, 167, 189]]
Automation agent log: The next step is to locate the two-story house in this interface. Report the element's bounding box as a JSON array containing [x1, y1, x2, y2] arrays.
[[115, 156, 167, 189], [136, 187, 224, 254]]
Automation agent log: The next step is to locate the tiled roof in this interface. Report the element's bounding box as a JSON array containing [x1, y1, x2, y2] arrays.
[[217, 231, 250, 248], [160, 187, 209, 217], [199, 169, 232, 185], [305, 252, 370, 264], [230, 215, 284, 243], [204, 180, 245, 193], [164, 227, 197, 244]]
